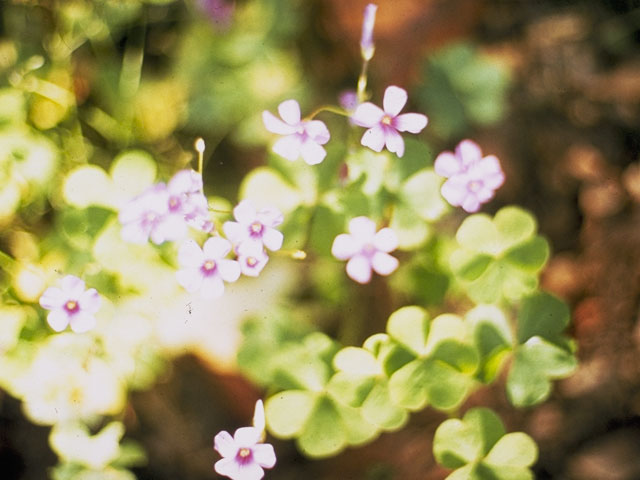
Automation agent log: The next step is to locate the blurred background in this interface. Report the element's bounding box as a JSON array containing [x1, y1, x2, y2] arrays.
[[1, 0, 640, 479]]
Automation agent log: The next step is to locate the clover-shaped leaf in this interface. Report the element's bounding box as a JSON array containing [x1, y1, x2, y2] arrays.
[[466, 305, 514, 383], [450, 207, 549, 304], [434, 407, 538, 480]]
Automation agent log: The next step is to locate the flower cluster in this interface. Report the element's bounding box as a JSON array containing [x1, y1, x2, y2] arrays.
[[435, 139, 505, 213], [119, 169, 213, 245]]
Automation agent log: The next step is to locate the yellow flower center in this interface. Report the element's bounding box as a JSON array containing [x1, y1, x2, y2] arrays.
[[246, 256, 257, 267], [381, 114, 392, 125], [238, 448, 251, 458], [203, 260, 216, 272], [250, 222, 263, 234]]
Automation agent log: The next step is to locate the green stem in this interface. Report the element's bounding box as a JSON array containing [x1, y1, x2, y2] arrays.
[[305, 105, 350, 121], [357, 58, 370, 103]]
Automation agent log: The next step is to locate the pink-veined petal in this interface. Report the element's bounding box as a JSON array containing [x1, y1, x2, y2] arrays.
[[373, 228, 398, 252], [61, 275, 86, 298], [456, 139, 483, 166], [434, 151, 462, 178], [234, 200, 257, 225], [234, 427, 262, 447], [223, 221, 245, 245], [371, 251, 399, 276], [348, 216, 377, 242], [78, 288, 100, 314], [218, 259, 241, 283], [47, 310, 70, 332], [360, 125, 386, 153], [440, 177, 468, 207], [214, 431, 237, 458], [256, 206, 283, 228], [252, 443, 276, 468], [178, 239, 205, 268], [278, 99, 301, 125], [346, 255, 373, 284], [304, 120, 330, 144], [331, 233, 359, 260], [262, 111, 297, 135], [69, 312, 96, 333], [39, 287, 65, 310], [203, 236, 232, 259], [214, 457, 241, 479], [383, 127, 405, 157], [262, 228, 284, 251], [383, 86, 408, 117], [461, 194, 482, 213], [299, 140, 327, 165], [393, 112, 428, 133], [176, 268, 204, 294], [351, 102, 385, 128], [273, 134, 303, 162], [200, 275, 225, 299]]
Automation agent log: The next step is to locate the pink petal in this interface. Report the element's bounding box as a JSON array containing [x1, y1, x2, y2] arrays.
[[253, 400, 265, 433], [273, 134, 303, 162], [234, 200, 257, 225], [176, 268, 204, 293], [47, 310, 70, 332], [331, 233, 359, 260], [168, 169, 202, 195], [456, 140, 483, 166], [223, 221, 245, 245], [393, 113, 428, 133], [373, 228, 398, 252], [252, 443, 276, 468], [256, 206, 283, 228], [200, 275, 225, 299], [218, 259, 241, 282], [352, 102, 385, 128], [150, 214, 187, 244], [383, 127, 405, 157], [61, 275, 86, 298], [346, 255, 373, 284], [440, 177, 468, 207], [299, 140, 327, 165], [348, 216, 377, 242], [39, 287, 65, 310], [461, 195, 482, 213], [178, 239, 205, 268], [383, 86, 408, 117], [239, 254, 268, 277], [360, 125, 386, 153], [69, 312, 96, 333], [120, 223, 150, 244], [78, 288, 100, 314], [473, 155, 505, 188], [262, 111, 297, 135], [203, 236, 232, 259], [475, 185, 496, 203], [434, 151, 462, 178], [371, 251, 399, 276], [304, 120, 330, 144], [214, 457, 242, 479], [262, 228, 284, 251], [214, 430, 238, 458], [237, 462, 265, 480], [278, 99, 301, 125], [234, 427, 262, 447]]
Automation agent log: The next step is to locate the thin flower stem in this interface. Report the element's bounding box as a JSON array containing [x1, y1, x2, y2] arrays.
[[274, 249, 307, 260], [305, 105, 350, 121], [357, 58, 370, 103]]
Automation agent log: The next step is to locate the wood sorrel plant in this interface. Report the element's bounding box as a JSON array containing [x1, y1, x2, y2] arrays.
[[0, 2, 576, 480]]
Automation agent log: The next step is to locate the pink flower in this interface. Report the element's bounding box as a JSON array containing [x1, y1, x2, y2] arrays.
[[236, 243, 269, 277], [352, 85, 428, 158], [165, 169, 214, 233], [214, 400, 276, 480], [119, 184, 171, 244], [39, 275, 101, 333], [176, 237, 241, 299], [331, 217, 399, 284], [360, 3, 378, 60], [434, 139, 505, 213], [262, 100, 330, 165], [223, 200, 284, 252]]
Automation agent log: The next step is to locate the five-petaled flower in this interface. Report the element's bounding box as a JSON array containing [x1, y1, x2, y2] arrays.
[[176, 237, 241, 299], [434, 139, 505, 213], [223, 200, 284, 253], [332, 216, 399, 284], [352, 85, 428, 158], [39, 275, 101, 333], [262, 99, 330, 165], [236, 243, 269, 278], [214, 400, 276, 480]]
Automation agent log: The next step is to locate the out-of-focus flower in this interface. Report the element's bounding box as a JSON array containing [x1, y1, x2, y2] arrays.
[[360, 3, 378, 61], [199, 0, 235, 29], [262, 100, 330, 165], [50, 421, 125, 470], [352, 85, 428, 157], [214, 400, 276, 480], [39, 275, 100, 333], [332, 216, 399, 284], [176, 237, 241, 299], [223, 200, 284, 252], [434, 139, 505, 213], [236, 243, 269, 277], [119, 169, 212, 245]]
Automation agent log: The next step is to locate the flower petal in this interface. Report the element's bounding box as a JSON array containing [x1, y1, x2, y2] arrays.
[[278, 99, 301, 125], [351, 102, 385, 128], [203, 236, 232, 259], [299, 140, 327, 165], [383, 86, 408, 117], [273, 134, 303, 162], [373, 228, 398, 252], [223, 221, 245, 245], [461, 195, 482, 213], [214, 457, 241, 479], [214, 430, 237, 458], [178, 239, 205, 268], [234, 427, 261, 447], [168, 169, 202, 195], [78, 288, 101, 314], [120, 223, 150, 244], [39, 287, 65, 310], [360, 125, 386, 153], [176, 268, 204, 294], [200, 275, 225, 299], [262, 228, 284, 251], [69, 312, 96, 333], [253, 400, 265, 433], [456, 139, 483, 166], [262, 111, 297, 135], [383, 127, 405, 157], [61, 275, 86, 298], [372, 251, 399, 276], [331, 233, 359, 260], [346, 255, 373, 284], [253, 443, 276, 468], [150, 214, 187, 244], [47, 310, 70, 332], [218, 259, 241, 282], [393, 113, 428, 133], [434, 151, 462, 178], [440, 177, 468, 207], [304, 120, 330, 144], [256, 206, 283, 228], [237, 462, 265, 480], [348, 216, 377, 241], [234, 200, 257, 225]]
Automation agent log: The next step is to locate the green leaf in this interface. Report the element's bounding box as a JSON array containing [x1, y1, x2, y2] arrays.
[[386, 138, 434, 189], [361, 381, 408, 430], [455, 214, 501, 254], [326, 372, 375, 407], [239, 166, 307, 213], [63, 166, 114, 209], [297, 395, 347, 458], [400, 168, 448, 221], [333, 347, 380, 376], [484, 432, 538, 468], [386, 306, 430, 356], [516, 292, 571, 344], [494, 207, 536, 248], [265, 390, 317, 438], [308, 205, 346, 256], [109, 150, 157, 200], [450, 250, 493, 281], [389, 200, 431, 250], [466, 305, 514, 383], [503, 237, 549, 272]]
